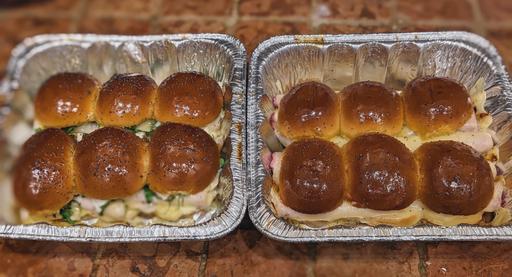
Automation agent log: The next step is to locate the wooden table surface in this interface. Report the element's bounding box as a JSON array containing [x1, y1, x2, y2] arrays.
[[1, 0, 512, 276]]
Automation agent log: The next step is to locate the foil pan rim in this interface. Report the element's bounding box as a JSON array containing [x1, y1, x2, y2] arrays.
[[0, 33, 247, 242], [247, 31, 512, 242]]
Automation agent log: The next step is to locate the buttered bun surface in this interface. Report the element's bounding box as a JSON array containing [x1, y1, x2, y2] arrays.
[[75, 127, 148, 199], [415, 140, 494, 215], [95, 73, 157, 127], [343, 133, 418, 210], [277, 81, 340, 140], [155, 72, 223, 127], [278, 138, 344, 214], [13, 128, 76, 211], [339, 81, 403, 138], [34, 72, 100, 127], [403, 76, 472, 138], [148, 123, 220, 194]]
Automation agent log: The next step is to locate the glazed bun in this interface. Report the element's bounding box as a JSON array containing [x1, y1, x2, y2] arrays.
[[13, 129, 76, 211], [155, 72, 223, 127], [339, 81, 403, 138], [277, 82, 340, 140], [75, 127, 148, 199], [148, 123, 220, 194], [34, 72, 99, 127], [279, 138, 344, 214], [95, 73, 157, 127], [403, 76, 472, 138], [343, 133, 418, 210], [415, 140, 494, 215]]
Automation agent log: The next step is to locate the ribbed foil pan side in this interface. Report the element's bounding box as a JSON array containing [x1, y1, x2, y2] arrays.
[[0, 33, 247, 242], [248, 32, 512, 242]]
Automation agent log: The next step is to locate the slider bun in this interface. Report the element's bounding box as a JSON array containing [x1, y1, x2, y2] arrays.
[[13, 129, 76, 211], [75, 127, 148, 199], [34, 72, 99, 127], [339, 81, 403, 138], [403, 76, 472, 138], [148, 123, 220, 194], [279, 138, 344, 214], [415, 140, 494, 215], [277, 81, 340, 140], [155, 72, 223, 127], [96, 73, 157, 127], [343, 133, 418, 210]]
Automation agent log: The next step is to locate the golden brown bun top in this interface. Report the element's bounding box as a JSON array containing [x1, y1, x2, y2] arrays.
[[148, 123, 220, 194], [277, 81, 340, 140], [339, 81, 403, 138], [342, 133, 418, 210], [95, 73, 157, 127], [403, 76, 472, 138], [279, 138, 344, 214], [75, 127, 148, 199], [155, 72, 223, 127], [13, 128, 76, 211], [415, 140, 494, 215], [34, 72, 100, 128]]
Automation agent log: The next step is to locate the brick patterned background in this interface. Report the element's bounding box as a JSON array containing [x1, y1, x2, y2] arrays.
[[1, 0, 512, 276]]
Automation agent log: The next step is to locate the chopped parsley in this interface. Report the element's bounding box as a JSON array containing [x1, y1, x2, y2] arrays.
[[126, 125, 138, 133], [143, 185, 156, 203], [167, 193, 186, 206], [59, 201, 76, 224], [62, 126, 75, 134], [220, 151, 228, 168]]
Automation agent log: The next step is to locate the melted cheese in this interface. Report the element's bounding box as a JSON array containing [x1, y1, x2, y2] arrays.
[[152, 172, 220, 221], [202, 110, 231, 147], [269, 188, 422, 227], [329, 136, 350, 148], [422, 208, 483, 226], [469, 78, 486, 113], [396, 130, 494, 153], [485, 180, 505, 212], [270, 185, 506, 227], [491, 208, 512, 226], [20, 171, 221, 226]]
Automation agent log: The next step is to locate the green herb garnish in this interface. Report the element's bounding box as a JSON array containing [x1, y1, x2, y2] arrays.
[[220, 157, 226, 168], [126, 125, 138, 133], [62, 126, 75, 134], [59, 201, 76, 224], [35, 128, 43, 133], [143, 185, 156, 203], [167, 193, 186, 207], [99, 200, 112, 216]]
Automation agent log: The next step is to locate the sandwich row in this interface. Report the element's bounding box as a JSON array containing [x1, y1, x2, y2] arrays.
[[266, 133, 497, 222], [34, 71, 228, 129], [264, 76, 489, 145], [13, 123, 221, 213]]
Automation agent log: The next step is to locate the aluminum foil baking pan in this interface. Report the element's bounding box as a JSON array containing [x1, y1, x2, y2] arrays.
[[0, 33, 247, 242], [248, 31, 512, 242]]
